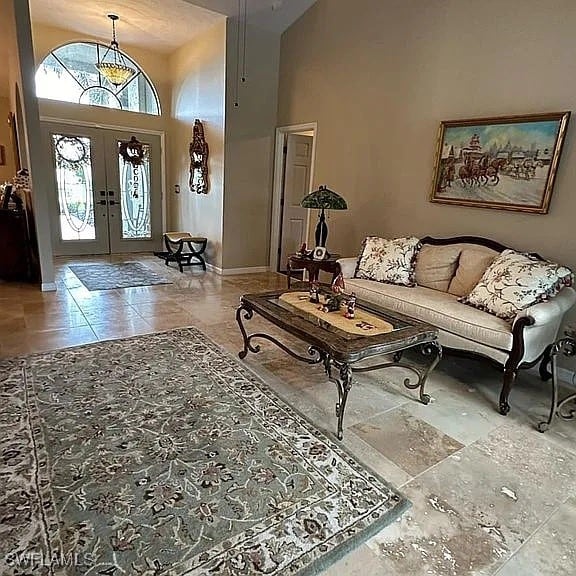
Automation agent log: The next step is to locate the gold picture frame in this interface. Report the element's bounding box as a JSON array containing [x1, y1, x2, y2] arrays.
[[8, 112, 22, 172], [430, 111, 570, 213]]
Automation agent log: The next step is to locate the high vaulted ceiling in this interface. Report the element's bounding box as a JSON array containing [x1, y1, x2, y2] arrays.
[[29, 0, 224, 54], [184, 0, 318, 33], [28, 0, 317, 54]]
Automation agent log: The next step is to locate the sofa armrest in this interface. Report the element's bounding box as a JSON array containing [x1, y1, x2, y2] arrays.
[[513, 287, 576, 364], [514, 287, 576, 326], [337, 257, 358, 279]]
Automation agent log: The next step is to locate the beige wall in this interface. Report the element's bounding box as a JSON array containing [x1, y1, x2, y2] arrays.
[[169, 21, 226, 268], [279, 0, 576, 323], [0, 70, 9, 98], [168, 17, 280, 272], [0, 96, 16, 182], [222, 20, 280, 269]]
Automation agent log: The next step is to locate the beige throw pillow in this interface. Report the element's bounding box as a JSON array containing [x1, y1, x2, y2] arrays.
[[462, 249, 574, 321], [355, 236, 421, 286], [414, 245, 461, 292], [448, 250, 497, 297]]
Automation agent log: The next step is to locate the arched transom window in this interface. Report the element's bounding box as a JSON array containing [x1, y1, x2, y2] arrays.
[[36, 42, 161, 116]]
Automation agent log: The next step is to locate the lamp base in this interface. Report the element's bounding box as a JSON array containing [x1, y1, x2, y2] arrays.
[[314, 208, 328, 247]]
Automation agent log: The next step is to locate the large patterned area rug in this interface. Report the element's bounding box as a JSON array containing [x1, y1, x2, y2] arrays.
[[1, 328, 409, 575], [69, 262, 171, 291]]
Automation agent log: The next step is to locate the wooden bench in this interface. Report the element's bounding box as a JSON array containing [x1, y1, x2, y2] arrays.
[[160, 232, 207, 273]]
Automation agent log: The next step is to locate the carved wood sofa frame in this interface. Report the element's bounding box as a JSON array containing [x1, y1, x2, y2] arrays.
[[420, 236, 573, 416]]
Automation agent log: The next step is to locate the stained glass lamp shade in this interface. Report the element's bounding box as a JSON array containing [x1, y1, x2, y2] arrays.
[[96, 61, 135, 87], [300, 185, 347, 247], [96, 15, 136, 88]]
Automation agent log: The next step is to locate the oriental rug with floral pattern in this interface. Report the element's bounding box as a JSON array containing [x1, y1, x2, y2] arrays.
[[0, 328, 409, 575], [69, 262, 171, 291]]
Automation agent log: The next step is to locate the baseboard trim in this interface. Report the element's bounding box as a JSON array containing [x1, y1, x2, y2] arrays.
[[206, 264, 270, 276], [41, 282, 57, 292], [527, 364, 575, 387]]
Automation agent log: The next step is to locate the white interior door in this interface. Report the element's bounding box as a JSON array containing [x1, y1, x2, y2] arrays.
[[278, 134, 313, 272], [44, 123, 163, 256]]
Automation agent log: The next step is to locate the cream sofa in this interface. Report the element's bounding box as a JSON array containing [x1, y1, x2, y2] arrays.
[[338, 236, 576, 415]]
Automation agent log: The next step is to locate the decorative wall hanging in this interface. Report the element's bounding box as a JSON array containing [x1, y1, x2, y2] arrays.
[[430, 111, 570, 213], [119, 136, 146, 198], [189, 119, 209, 194], [8, 112, 21, 171]]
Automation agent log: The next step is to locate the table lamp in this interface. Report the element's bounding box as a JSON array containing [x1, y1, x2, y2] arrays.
[[300, 185, 347, 248]]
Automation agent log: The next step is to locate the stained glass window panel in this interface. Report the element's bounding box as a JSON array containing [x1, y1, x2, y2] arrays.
[[36, 42, 160, 115], [36, 52, 83, 104], [79, 87, 122, 109], [119, 141, 152, 239], [52, 134, 96, 241]]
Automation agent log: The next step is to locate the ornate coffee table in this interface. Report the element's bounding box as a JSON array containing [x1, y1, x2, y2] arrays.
[[236, 289, 441, 440]]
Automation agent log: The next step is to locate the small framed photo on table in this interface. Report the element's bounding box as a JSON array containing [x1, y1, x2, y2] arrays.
[[313, 246, 327, 261]]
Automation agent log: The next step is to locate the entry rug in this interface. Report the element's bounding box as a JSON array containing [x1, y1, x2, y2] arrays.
[[0, 328, 409, 575], [69, 262, 171, 291]]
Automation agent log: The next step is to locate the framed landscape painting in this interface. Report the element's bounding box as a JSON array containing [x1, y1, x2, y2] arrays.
[[430, 111, 570, 213]]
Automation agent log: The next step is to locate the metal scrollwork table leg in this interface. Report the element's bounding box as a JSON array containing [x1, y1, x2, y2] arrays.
[[236, 302, 324, 364], [537, 336, 576, 432], [351, 340, 442, 405], [321, 358, 352, 441], [328, 341, 442, 440], [236, 301, 442, 440]]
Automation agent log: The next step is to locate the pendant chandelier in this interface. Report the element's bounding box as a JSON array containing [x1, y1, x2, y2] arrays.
[[95, 14, 136, 88]]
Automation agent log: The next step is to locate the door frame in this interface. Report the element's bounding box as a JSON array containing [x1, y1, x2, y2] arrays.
[[42, 123, 111, 256], [269, 122, 317, 273], [40, 116, 167, 234]]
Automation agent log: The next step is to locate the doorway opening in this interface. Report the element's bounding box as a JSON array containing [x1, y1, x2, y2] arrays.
[[42, 122, 163, 256], [269, 123, 317, 275]]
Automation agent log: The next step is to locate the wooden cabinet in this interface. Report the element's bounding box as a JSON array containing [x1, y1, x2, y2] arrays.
[[0, 209, 33, 281]]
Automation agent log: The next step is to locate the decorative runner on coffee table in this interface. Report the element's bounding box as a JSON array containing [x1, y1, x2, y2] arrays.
[[69, 262, 171, 291], [0, 328, 409, 575], [279, 291, 394, 335]]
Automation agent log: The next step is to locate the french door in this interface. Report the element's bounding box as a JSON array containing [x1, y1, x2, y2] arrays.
[[43, 123, 163, 256]]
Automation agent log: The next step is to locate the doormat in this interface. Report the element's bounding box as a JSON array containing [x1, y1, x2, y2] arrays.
[[0, 328, 410, 575], [69, 262, 172, 291]]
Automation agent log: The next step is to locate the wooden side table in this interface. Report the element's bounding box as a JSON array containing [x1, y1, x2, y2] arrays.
[[286, 253, 341, 288], [537, 327, 576, 432]]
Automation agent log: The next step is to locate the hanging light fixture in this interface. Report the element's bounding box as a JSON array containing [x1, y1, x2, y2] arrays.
[[95, 14, 136, 88]]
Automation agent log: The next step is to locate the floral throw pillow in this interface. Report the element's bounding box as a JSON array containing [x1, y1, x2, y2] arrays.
[[462, 249, 574, 321], [354, 236, 421, 286]]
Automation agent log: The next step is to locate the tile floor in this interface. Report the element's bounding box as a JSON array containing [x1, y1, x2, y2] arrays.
[[1, 254, 575, 575]]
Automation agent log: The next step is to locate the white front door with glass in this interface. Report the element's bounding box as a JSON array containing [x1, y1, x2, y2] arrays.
[[44, 124, 162, 256]]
